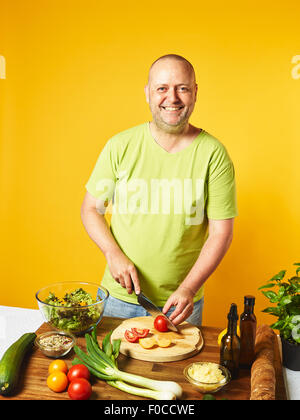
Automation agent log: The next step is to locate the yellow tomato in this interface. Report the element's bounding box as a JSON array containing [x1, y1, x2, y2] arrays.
[[47, 371, 69, 392], [156, 337, 172, 348], [48, 359, 68, 374], [139, 337, 156, 349]]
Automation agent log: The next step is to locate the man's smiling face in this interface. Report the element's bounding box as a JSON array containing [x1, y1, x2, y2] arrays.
[[145, 58, 198, 134]]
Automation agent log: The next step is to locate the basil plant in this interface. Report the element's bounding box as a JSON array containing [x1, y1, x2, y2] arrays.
[[259, 263, 300, 344]]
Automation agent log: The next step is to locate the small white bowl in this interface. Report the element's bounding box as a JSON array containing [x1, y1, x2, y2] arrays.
[[35, 331, 76, 358], [183, 362, 231, 394]]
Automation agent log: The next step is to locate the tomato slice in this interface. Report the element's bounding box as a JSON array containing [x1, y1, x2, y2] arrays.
[[131, 328, 149, 338], [124, 329, 139, 343]]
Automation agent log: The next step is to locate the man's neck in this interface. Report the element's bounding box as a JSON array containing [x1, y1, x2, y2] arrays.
[[149, 121, 201, 153]]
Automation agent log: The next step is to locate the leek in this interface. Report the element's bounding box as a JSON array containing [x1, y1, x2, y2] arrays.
[[73, 326, 182, 400]]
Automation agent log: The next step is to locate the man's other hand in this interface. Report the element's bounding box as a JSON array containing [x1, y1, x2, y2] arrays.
[[106, 248, 141, 295], [162, 286, 195, 325]]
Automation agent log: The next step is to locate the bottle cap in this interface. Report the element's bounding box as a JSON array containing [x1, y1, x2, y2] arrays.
[[244, 295, 255, 305], [227, 303, 238, 321]]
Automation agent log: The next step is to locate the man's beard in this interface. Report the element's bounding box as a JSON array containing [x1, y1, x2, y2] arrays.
[[150, 105, 191, 134]]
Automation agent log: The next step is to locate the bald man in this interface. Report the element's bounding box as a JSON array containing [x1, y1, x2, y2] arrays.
[[81, 54, 238, 326]]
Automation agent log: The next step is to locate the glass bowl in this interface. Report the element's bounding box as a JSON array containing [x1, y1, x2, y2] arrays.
[[36, 281, 109, 335], [183, 362, 231, 394], [35, 331, 76, 358]]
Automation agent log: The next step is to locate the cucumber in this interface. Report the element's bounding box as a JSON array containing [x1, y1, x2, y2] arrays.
[[0, 332, 36, 396]]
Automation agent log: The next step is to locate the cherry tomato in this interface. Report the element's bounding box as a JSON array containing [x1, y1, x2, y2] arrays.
[[48, 359, 68, 375], [67, 364, 90, 382], [47, 371, 69, 392], [124, 329, 139, 343], [131, 328, 149, 338], [154, 315, 169, 332], [68, 378, 92, 400]]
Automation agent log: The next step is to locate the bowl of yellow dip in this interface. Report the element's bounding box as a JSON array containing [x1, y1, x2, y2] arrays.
[[183, 362, 231, 394]]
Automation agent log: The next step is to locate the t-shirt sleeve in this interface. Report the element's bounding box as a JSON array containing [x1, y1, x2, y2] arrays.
[[206, 146, 238, 220], [85, 140, 117, 202]]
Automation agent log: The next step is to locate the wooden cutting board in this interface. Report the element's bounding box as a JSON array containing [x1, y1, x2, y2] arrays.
[[110, 316, 204, 362]]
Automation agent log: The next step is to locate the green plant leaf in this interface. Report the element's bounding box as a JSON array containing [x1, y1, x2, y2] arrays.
[[262, 307, 281, 316], [280, 296, 292, 306], [270, 320, 284, 330], [262, 290, 278, 302], [293, 263, 300, 266], [270, 270, 286, 281], [258, 283, 276, 290], [261, 307, 275, 313], [277, 286, 286, 298]]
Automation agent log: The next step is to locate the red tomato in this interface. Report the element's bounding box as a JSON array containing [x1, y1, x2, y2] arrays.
[[154, 315, 169, 332], [67, 364, 90, 382], [131, 328, 149, 338], [124, 329, 139, 343], [68, 378, 92, 400]]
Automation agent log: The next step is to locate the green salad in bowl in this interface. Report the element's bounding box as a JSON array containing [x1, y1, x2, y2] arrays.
[[36, 282, 109, 335]]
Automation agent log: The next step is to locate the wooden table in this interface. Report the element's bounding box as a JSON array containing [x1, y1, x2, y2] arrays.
[[0, 317, 287, 400]]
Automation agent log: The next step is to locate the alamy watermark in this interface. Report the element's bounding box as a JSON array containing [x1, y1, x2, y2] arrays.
[[95, 172, 205, 225], [291, 55, 300, 80], [291, 315, 300, 341], [0, 55, 6, 79]]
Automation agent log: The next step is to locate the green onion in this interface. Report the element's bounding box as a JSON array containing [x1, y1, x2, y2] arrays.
[[73, 328, 182, 400], [106, 380, 177, 400], [101, 330, 113, 358]]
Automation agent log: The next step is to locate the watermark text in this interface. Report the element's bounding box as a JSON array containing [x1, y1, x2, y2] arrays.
[[0, 55, 6, 79], [291, 55, 300, 80], [95, 172, 205, 226]]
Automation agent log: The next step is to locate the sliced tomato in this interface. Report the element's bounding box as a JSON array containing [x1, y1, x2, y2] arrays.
[[124, 329, 139, 343], [131, 328, 149, 338]]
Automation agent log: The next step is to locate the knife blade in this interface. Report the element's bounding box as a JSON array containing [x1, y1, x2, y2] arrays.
[[137, 292, 179, 332]]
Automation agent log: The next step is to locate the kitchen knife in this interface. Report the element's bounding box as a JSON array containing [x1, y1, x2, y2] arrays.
[[137, 292, 179, 332]]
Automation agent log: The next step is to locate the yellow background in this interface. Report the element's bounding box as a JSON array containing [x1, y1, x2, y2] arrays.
[[1, 0, 299, 328]]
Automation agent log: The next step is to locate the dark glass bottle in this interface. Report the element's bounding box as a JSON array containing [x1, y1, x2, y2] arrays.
[[220, 303, 240, 379], [239, 295, 257, 369]]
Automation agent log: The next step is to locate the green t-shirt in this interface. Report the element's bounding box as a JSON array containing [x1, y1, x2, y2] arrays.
[[86, 122, 238, 306]]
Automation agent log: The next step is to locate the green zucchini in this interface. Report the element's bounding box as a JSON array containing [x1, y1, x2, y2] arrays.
[[0, 332, 36, 396]]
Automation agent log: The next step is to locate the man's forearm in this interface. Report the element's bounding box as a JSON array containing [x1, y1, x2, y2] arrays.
[[81, 205, 141, 294], [179, 232, 233, 295], [81, 207, 120, 258]]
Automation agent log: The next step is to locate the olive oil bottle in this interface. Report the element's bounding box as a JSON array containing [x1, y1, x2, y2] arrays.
[[220, 303, 240, 379], [239, 295, 257, 369]]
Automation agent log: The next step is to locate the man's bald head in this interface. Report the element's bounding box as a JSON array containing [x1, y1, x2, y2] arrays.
[[148, 54, 196, 85]]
